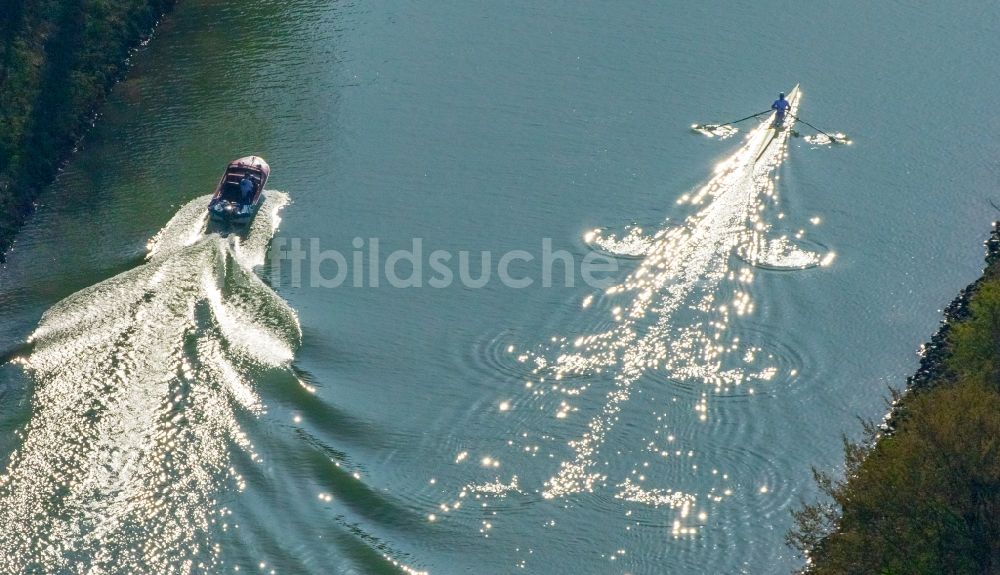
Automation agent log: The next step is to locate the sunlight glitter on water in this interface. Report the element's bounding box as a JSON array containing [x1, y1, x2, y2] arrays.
[[0, 193, 299, 574], [541, 91, 812, 500], [451, 89, 825, 538]]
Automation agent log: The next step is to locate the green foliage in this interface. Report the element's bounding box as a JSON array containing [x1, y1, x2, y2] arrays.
[[0, 0, 174, 254], [790, 273, 1000, 574], [948, 280, 1000, 387]]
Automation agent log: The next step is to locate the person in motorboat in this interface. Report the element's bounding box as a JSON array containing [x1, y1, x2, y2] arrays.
[[771, 93, 791, 127], [239, 171, 255, 204]]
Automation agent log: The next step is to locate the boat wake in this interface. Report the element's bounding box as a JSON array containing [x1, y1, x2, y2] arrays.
[[455, 89, 832, 535], [542, 113, 825, 501], [0, 193, 299, 574]]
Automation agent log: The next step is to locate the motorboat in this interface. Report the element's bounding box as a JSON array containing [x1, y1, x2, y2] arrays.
[[207, 156, 269, 225]]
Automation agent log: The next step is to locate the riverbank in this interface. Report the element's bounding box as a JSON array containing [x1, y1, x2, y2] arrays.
[[789, 223, 1000, 574], [0, 0, 176, 260]]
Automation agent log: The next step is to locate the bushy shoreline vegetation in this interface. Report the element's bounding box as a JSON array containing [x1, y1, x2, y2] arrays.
[[0, 0, 175, 258], [789, 225, 1000, 574]]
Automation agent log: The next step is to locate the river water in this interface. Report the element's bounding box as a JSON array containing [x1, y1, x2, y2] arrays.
[[1, 1, 998, 573]]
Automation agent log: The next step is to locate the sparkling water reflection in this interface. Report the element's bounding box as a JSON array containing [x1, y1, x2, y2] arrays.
[[0, 195, 297, 573], [447, 89, 828, 558]]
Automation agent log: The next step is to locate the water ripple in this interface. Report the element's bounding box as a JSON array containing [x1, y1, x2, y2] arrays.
[[0, 193, 299, 574], [445, 88, 828, 554]]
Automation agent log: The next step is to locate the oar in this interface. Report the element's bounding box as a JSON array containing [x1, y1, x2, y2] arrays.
[[789, 113, 848, 144], [693, 109, 771, 131]]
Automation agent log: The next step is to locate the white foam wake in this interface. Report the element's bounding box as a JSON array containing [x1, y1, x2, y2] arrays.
[[0, 193, 299, 574]]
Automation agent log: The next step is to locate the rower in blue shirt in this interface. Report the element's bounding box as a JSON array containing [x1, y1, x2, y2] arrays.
[[771, 93, 791, 126]]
